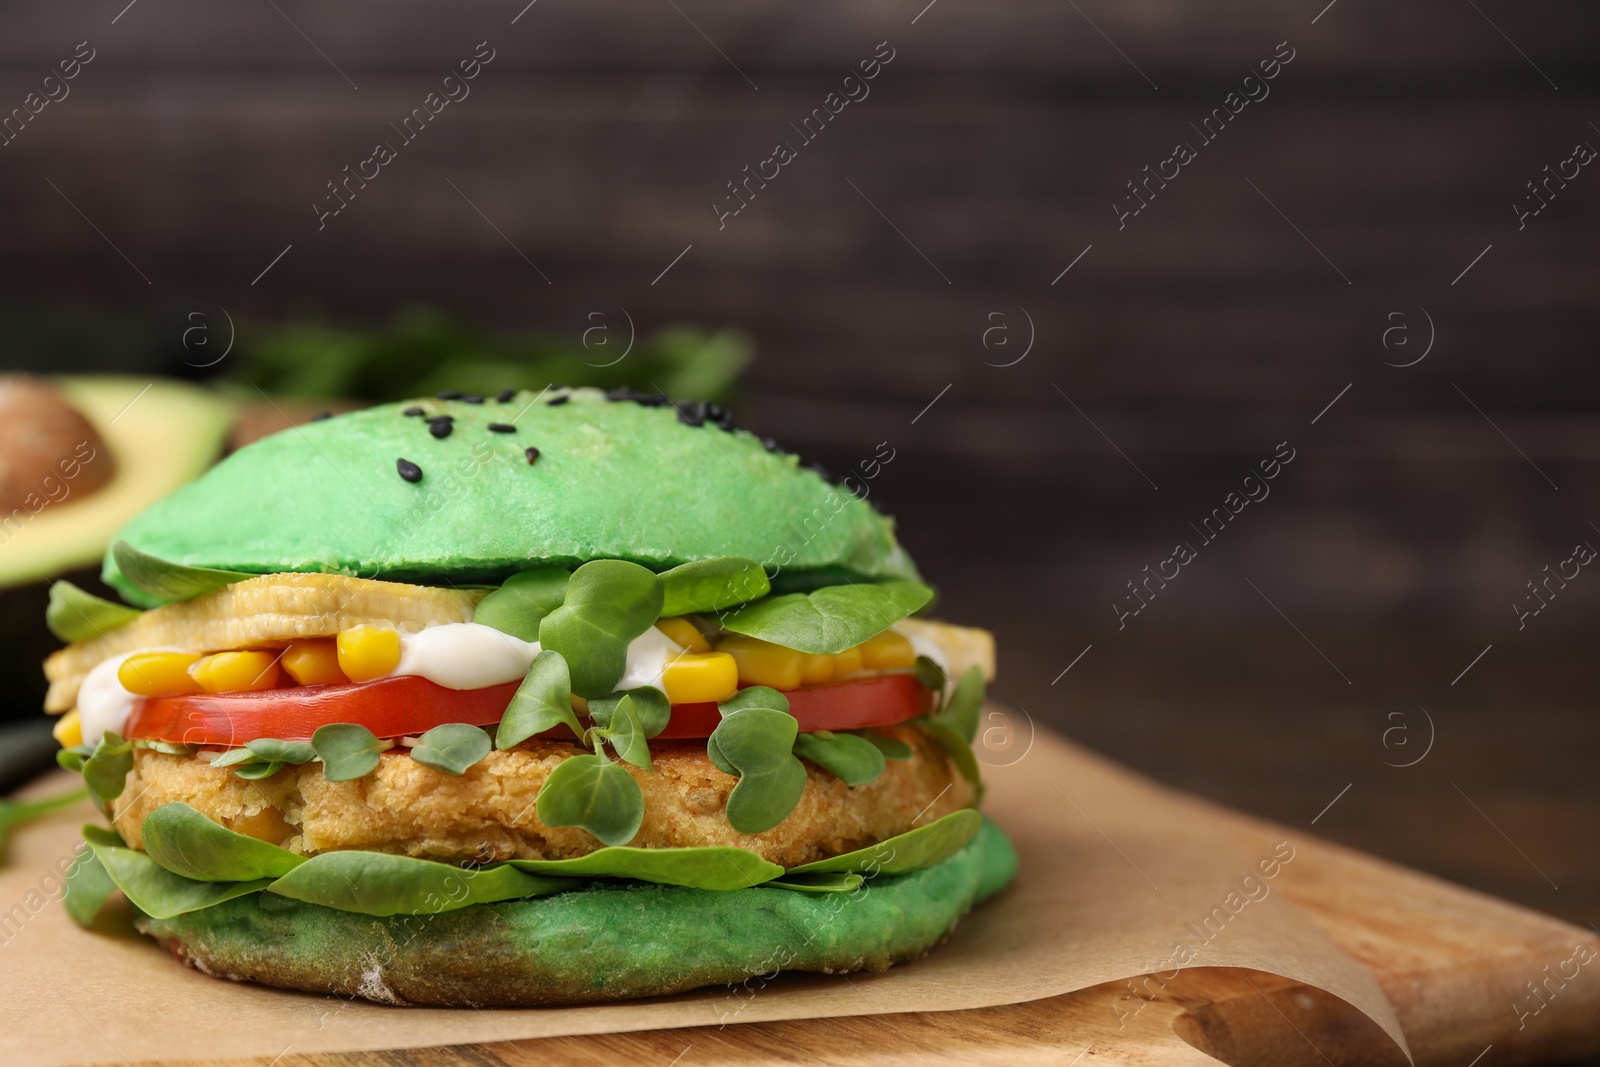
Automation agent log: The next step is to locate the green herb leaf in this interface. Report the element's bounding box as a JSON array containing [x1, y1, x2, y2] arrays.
[[63, 847, 118, 927], [232, 761, 285, 781], [859, 729, 913, 760], [764, 872, 865, 893], [56, 744, 93, 773], [718, 686, 790, 716], [266, 851, 571, 916], [719, 580, 934, 654], [46, 581, 140, 642], [311, 723, 391, 781], [509, 845, 782, 890], [793, 731, 886, 787], [787, 808, 981, 876], [914, 655, 947, 692], [589, 686, 671, 739], [246, 738, 318, 765], [657, 556, 770, 616], [939, 666, 986, 744], [140, 802, 304, 881], [539, 560, 664, 697], [473, 566, 570, 642], [535, 753, 645, 846], [916, 718, 982, 789], [83, 825, 274, 920], [708, 707, 807, 834], [593, 694, 652, 772], [83, 732, 134, 807], [410, 723, 493, 775], [0, 786, 87, 853], [111, 541, 254, 605], [495, 649, 583, 749]]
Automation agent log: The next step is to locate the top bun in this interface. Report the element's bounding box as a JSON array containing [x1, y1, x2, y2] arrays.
[[102, 388, 917, 605]]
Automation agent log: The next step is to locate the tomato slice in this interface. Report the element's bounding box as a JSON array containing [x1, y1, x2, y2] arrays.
[[124, 672, 934, 747]]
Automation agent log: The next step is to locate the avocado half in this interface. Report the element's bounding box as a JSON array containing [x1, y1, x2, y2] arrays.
[[1, 378, 231, 720]]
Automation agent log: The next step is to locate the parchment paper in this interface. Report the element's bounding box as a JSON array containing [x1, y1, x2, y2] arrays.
[[0, 722, 1410, 1066]]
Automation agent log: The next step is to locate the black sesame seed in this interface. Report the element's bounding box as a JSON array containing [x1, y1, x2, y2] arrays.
[[429, 420, 453, 439], [463, 395, 484, 404], [677, 407, 705, 428], [397, 458, 423, 482], [637, 393, 669, 407], [496, 388, 516, 403], [547, 395, 570, 406], [762, 437, 783, 453], [403, 406, 426, 417], [310, 411, 332, 422], [487, 422, 515, 433], [714, 409, 738, 431], [704, 403, 726, 421], [605, 387, 636, 402], [805, 460, 833, 482], [524, 446, 541, 464], [436, 390, 464, 400], [691, 401, 711, 421]]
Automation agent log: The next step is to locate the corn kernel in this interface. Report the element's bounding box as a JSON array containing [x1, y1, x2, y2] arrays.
[[831, 645, 864, 679], [52, 709, 82, 748], [717, 634, 805, 690], [661, 651, 740, 704], [858, 629, 917, 671], [281, 638, 348, 686], [336, 625, 402, 682], [224, 806, 295, 845], [190, 650, 283, 694], [119, 652, 204, 697], [655, 617, 712, 654], [800, 653, 835, 686]]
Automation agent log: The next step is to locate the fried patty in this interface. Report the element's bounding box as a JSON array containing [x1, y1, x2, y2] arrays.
[[111, 724, 972, 868]]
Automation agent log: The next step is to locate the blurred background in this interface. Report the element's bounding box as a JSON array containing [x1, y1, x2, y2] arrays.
[[0, 0, 1594, 933]]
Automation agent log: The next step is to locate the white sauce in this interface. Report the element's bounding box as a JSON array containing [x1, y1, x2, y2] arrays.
[[77, 652, 139, 746], [394, 622, 539, 689], [613, 627, 686, 692]]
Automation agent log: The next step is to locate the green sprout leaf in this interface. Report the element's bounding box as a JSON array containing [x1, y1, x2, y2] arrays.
[[410, 723, 493, 776], [708, 707, 806, 834], [0, 786, 87, 854], [859, 729, 913, 761], [539, 560, 664, 697], [495, 649, 584, 749], [46, 581, 140, 642], [111, 541, 254, 605], [793, 730, 886, 787], [140, 802, 304, 882], [473, 566, 570, 642], [82, 732, 134, 807], [508, 845, 781, 890], [764, 872, 866, 894], [719, 580, 934, 654], [657, 556, 770, 617], [589, 686, 671, 739], [82, 825, 274, 920], [914, 654, 947, 692], [232, 761, 285, 780], [592, 693, 652, 772], [718, 686, 790, 716], [311, 723, 392, 781], [787, 808, 981, 877], [266, 851, 571, 916], [913, 719, 982, 788], [62, 847, 118, 927], [56, 744, 94, 774], [535, 753, 645, 846], [939, 666, 987, 744]]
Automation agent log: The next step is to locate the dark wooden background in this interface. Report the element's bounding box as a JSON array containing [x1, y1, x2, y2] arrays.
[[0, 0, 1596, 1002]]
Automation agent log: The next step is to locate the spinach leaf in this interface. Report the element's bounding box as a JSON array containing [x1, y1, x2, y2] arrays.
[[539, 560, 664, 697], [939, 666, 987, 744], [63, 847, 118, 927], [410, 723, 493, 775], [708, 707, 807, 834], [914, 654, 947, 692], [719, 580, 934, 654], [83, 825, 275, 920], [763, 872, 865, 893], [0, 786, 86, 853], [473, 566, 570, 642], [718, 685, 790, 716], [657, 557, 770, 616], [495, 650, 583, 749], [266, 851, 572, 916], [593, 694, 652, 772], [589, 686, 671, 739], [787, 808, 981, 876], [859, 729, 913, 760], [140, 802, 304, 881], [111, 542, 254, 604], [311, 723, 392, 781], [535, 753, 645, 846], [508, 845, 781, 890], [793, 731, 885, 787], [82, 732, 134, 806], [46, 581, 140, 642]]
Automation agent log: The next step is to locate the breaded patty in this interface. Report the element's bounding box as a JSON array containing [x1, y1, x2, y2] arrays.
[[111, 724, 972, 868]]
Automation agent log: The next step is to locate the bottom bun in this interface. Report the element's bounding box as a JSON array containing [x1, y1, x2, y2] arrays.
[[137, 818, 1017, 1007]]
